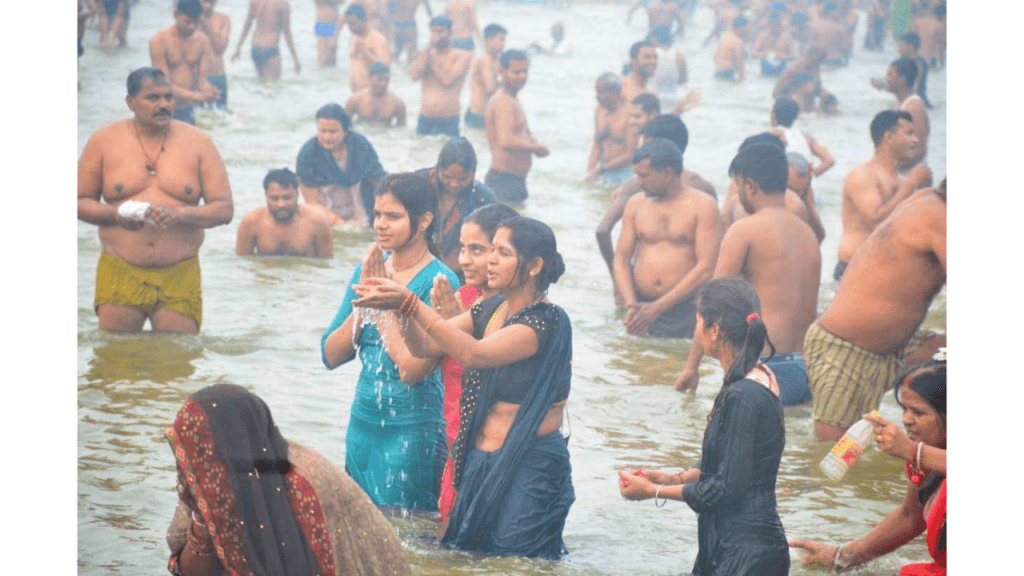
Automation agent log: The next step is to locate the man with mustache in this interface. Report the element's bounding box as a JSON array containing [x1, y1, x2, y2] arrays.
[[77, 67, 234, 334], [149, 0, 220, 125], [236, 168, 334, 257]]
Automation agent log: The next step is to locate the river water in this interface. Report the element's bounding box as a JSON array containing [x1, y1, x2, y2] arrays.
[[77, 1, 945, 574]]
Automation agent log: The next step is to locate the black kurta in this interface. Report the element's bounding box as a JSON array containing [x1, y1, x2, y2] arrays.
[[682, 379, 790, 576]]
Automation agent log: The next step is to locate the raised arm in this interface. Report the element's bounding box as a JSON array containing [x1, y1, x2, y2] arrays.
[[202, 13, 231, 57], [408, 48, 429, 80], [429, 51, 472, 87], [845, 165, 928, 229], [804, 133, 834, 176]]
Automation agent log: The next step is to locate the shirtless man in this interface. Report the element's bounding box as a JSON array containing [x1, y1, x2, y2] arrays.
[[391, 0, 428, 61], [752, 11, 796, 77], [99, 0, 129, 48], [199, 0, 230, 109], [236, 168, 334, 258], [446, 0, 479, 51], [586, 73, 634, 187], [150, 0, 220, 125], [675, 142, 820, 404], [344, 4, 391, 93], [622, 41, 658, 103], [410, 16, 473, 137], [314, 0, 343, 67], [893, 33, 932, 109], [834, 110, 932, 281], [772, 48, 830, 112], [466, 23, 506, 129], [346, 62, 407, 126], [713, 16, 747, 82], [232, 0, 301, 79], [596, 114, 716, 291], [809, 1, 846, 66], [484, 50, 549, 203], [78, 68, 233, 334], [806, 180, 946, 441], [719, 133, 823, 242], [913, 2, 945, 68], [613, 138, 720, 338], [871, 57, 930, 170], [769, 97, 833, 177], [351, 0, 386, 34]]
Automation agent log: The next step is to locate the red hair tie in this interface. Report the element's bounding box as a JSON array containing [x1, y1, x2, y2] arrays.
[[746, 313, 760, 324]]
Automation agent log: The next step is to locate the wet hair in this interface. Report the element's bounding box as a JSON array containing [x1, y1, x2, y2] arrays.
[[436, 137, 477, 174], [898, 32, 921, 51], [739, 132, 785, 151], [728, 143, 788, 195], [263, 168, 299, 191], [733, 16, 748, 28], [631, 93, 661, 115], [315, 103, 352, 132], [500, 217, 565, 296], [375, 172, 440, 256], [464, 203, 519, 240], [787, 152, 811, 177], [870, 109, 913, 147], [934, 3, 945, 19], [649, 25, 672, 46], [430, 15, 453, 30], [345, 4, 366, 19], [633, 138, 683, 174], [641, 114, 689, 155], [126, 67, 169, 96], [891, 56, 919, 87], [176, 0, 203, 19], [697, 278, 775, 388], [629, 40, 653, 60], [483, 23, 507, 39], [499, 49, 529, 69], [369, 62, 390, 76], [772, 97, 800, 127], [596, 72, 622, 91], [894, 360, 946, 426]]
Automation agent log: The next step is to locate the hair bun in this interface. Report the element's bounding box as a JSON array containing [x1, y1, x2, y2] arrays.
[[546, 251, 565, 285]]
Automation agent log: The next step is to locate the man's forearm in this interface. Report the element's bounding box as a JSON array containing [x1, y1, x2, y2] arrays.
[[78, 198, 118, 227], [178, 200, 233, 228]]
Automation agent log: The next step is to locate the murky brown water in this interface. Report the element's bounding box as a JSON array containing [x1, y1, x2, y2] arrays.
[[78, 2, 945, 574]]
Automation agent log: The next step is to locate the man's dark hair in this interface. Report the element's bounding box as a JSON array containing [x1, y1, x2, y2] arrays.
[[739, 132, 784, 152], [935, 3, 945, 19], [345, 4, 366, 19], [175, 0, 203, 19], [633, 138, 683, 174], [263, 168, 299, 191], [430, 15, 453, 30], [315, 103, 352, 132], [772, 97, 800, 127], [728, 142, 788, 195], [648, 25, 672, 46], [483, 23, 507, 38], [898, 32, 921, 51], [127, 67, 169, 96], [891, 56, 919, 87], [499, 49, 529, 69], [629, 40, 653, 60], [631, 93, 660, 115], [869, 109, 913, 148], [369, 62, 390, 76], [642, 114, 689, 155]]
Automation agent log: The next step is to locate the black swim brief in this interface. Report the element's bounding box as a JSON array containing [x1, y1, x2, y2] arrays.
[[251, 46, 281, 72], [485, 169, 529, 203], [417, 115, 460, 137]]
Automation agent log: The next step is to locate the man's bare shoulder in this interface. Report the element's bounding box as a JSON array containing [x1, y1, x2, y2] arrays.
[[90, 119, 133, 143], [242, 205, 270, 224], [842, 161, 877, 192], [685, 187, 720, 214], [171, 120, 215, 145]]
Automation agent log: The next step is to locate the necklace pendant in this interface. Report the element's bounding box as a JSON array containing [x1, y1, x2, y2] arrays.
[[146, 164, 156, 175]]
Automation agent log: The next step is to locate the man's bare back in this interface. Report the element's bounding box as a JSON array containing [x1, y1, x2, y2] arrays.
[[713, 29, 745, 79]]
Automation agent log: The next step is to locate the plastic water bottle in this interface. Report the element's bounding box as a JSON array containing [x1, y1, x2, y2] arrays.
[[819, 410, 882, 481]]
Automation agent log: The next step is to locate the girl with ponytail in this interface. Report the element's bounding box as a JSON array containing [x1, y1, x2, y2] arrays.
[[351, 216, 575, 559], [618, 278, 790, 576]]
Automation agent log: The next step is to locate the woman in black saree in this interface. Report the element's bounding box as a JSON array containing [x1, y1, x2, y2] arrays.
[[351, 216, 574, 559], [618, 278, 789, 576]]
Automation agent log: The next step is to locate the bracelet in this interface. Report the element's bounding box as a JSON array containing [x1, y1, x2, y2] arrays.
[[423, 314, 442, 334], [187, 517, 216, 558], [654, 484, 667, 508], [398, 291, 418, 319], [832, 543, 852, 571], [914, 441, 924, 471]]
